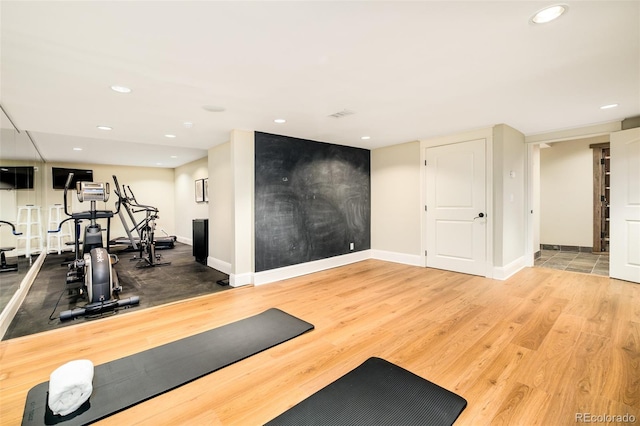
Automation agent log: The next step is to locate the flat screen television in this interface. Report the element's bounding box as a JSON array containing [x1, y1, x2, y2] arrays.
[[0, 166, 35, 189], [52, 167, 93, 189]]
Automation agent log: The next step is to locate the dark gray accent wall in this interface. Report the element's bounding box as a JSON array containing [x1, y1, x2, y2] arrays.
[[255, 132, 370, 272]]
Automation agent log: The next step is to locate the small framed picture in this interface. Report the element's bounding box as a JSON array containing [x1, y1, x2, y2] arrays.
[[204, 178, 209, 202], [195, 179, 205, 203]]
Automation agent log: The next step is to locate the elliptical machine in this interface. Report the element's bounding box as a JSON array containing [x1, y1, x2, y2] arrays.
[[53, 173, 139, 321], [112, 179, 172, 268]]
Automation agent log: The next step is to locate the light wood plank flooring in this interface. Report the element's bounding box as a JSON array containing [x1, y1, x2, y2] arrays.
[[1, 260, 638, 425]]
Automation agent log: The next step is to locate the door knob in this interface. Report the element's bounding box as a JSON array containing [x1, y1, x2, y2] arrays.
[[474, 213, 485, 219]]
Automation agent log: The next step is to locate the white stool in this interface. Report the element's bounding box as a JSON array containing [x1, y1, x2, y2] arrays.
[[47, 204, 72, 254], [16, 205, 44, 258]]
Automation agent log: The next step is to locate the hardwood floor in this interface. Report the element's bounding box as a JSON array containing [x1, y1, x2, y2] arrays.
[[1, 260, 638, 425]]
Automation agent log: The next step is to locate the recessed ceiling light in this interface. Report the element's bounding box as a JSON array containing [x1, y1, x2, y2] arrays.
[[202, 105, 226, 112], [530, 4, 568, 24], [164, 134, 176, 138], [170, 155, 178, 159], [600, 103, 619, 110], [110, 85, 132, 94], [274, 118, 286, 124], [183, 121, 194, 128], [96, 125, 112, 131], [73, 147, 83, 151], [360, 136, 371, 140]]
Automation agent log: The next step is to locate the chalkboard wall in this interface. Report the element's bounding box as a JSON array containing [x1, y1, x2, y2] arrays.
[[255, 132, 370, 272]]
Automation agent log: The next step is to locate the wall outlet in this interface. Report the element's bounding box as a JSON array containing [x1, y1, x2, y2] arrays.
[[349, 242, 354, 250]]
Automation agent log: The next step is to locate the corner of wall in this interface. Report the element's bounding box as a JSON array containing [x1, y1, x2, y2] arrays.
[[230, 130, 255, 277], [492, 124, 527, 267], [492, 255, 527, 280]]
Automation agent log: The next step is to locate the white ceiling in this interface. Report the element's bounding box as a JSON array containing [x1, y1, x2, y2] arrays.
[[1, 1, 638, 168]]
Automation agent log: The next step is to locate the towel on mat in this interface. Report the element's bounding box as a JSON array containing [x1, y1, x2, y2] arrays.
[[48, 359, 94, 416]]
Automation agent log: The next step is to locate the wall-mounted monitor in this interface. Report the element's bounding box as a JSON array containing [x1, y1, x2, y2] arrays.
[[52, 167, 93, 189], [0, 166, 35, 189]]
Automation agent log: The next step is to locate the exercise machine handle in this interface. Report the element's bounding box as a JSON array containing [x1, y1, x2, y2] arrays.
[[63, 172, 74, 217], [112, 175, 123, 215], [0, 220, 22, 235], [47, 216, 75, 233], [126, 185, 138, 204]]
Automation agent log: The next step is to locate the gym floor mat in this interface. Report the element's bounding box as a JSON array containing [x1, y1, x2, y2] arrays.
[[22, 308, 314, 426], [266, 357, 467, 426]]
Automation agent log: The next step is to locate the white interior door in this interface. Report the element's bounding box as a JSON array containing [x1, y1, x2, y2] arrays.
[[610, 127, 640, 283], [426, 139, 486, 276]]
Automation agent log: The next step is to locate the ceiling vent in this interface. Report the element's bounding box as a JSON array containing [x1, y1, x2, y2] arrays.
[[329, 109, 355, 119]]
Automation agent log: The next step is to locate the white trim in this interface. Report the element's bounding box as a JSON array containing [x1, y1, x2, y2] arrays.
[[485, 132, 495, 279], [370, 249, 422, 266], [419, 142, 427, 268], [0, 251, 46, 339], [525, 121, 621, 144], [229, 272, 253, 287], [420, 127, 493, 148], [524, 143, 537, 268], [254, 250, 372, 285], [176, 235, 192, 245], [208, 256, 231, 275], [492, 255, 527, 280]]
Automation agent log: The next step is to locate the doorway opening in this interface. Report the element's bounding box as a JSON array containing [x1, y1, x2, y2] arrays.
[[534, 136, 610, 276]]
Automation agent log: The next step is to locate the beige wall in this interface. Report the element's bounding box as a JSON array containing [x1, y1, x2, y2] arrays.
[[200, 130, 253, 285], [229, 130, 254, 285], [540, 135, 607, 247], [174, 157, 209, 243], [43, 162, 176, 243], [371, 141, 421, 256], [492, 124, 526, 266], [208, 142, 232, 269]]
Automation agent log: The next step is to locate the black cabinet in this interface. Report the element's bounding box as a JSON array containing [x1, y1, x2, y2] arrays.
[[192, 219, 208, 264]]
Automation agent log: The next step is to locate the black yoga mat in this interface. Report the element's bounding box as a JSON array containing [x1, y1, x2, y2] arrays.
[[267, 357, 467, 426], [22, 308, 314, 426]]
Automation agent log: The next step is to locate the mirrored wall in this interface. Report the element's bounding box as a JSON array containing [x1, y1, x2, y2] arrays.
[[0, 107, 45, 315]]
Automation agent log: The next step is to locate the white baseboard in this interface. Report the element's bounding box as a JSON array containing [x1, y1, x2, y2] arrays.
[[493, 255, 526, 280], [176, 236, 192, 245], [371, 249, 423, 266], [254, 250, 372, 285], [0, 251, 46, 339], [207, 257, 251, 288], [208, 256, 231, 275], [205, 247, 521, 287], [229, 273, 253, 287]]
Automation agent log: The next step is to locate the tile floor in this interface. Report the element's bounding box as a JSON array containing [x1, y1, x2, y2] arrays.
[[534, 249, 609, 276]]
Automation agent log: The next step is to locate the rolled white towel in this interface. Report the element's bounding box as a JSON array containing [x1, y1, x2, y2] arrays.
[[48, 359, 94, 416]]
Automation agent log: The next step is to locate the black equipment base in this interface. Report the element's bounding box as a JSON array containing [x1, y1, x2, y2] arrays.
[[109, 236, 176, 250], [22, 308, 314, 425], [266, 357, 467, 426], [58, 296, 139, 321], [0, 248, 18, 272]]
